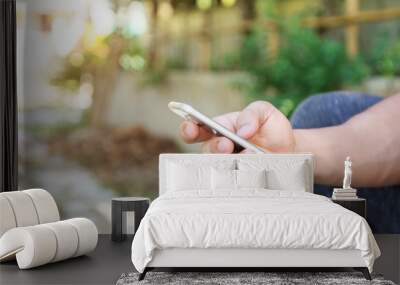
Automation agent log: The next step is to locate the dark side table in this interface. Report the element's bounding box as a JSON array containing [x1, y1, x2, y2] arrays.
[[112, 197, 150, 242], [331, 198, 366, 218]]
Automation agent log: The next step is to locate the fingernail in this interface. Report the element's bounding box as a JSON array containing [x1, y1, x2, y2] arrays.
[[217, 140, 228, 153], [237, 124, 252, 138], [183, 124, 195, 138]]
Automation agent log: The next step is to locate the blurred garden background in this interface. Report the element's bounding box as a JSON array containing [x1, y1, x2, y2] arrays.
[[17, 0, 400, 233]]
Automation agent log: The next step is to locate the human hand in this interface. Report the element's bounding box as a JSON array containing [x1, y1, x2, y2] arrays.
[[180, 101, 295, 153]]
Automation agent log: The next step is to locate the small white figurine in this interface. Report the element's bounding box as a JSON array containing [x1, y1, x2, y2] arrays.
[[333, 156, 357, 199], [343, 156, 352, 189]]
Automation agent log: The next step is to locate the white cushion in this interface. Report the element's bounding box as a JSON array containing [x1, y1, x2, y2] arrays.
[[167, 160, 236, 191], [236, 169, 267, 189], [211, 168, 236, 190], [238, 159, 308, 191], [0, 196, 17, 237], [42, 221, 79, 262], [65, 218, 98, 257], [167, 163, 210, 191], [267, 164, 307, 191], [0, 192, 39, 227], [160, 154, 314, 194], [0, 225, 57, 269], [0, 218, 97, 269], [212, 169, 267, 190], [0, 189, 98, 269], [0, 189, 60, 237], [24, 189, 60, 223]]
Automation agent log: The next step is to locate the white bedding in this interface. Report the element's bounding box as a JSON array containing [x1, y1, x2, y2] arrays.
[[131, 190, 380, 273]]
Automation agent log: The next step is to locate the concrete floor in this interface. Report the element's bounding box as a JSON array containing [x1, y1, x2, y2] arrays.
[[373, 235, 400, 284], [0, 235, 134, 285], [1, 235, 398, 285]]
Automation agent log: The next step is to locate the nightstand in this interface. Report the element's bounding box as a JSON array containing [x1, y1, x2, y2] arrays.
[[112, 197, 150, 242], [331, 198, 366, 218]]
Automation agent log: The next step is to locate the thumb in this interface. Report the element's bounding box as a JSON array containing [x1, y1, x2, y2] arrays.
[[236, 115, 259, 139], [236, 101, 277, 139], [236, 102, 267, 139]]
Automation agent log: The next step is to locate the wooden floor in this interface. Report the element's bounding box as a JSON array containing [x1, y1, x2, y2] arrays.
[[0, 235, 133, 285], [1, 234, 398, 285]]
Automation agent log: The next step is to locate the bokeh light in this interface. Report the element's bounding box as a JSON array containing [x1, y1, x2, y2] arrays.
[[119, 54, 146, 71], [197, 0, 213, 11], [89, 0, 115, 36], [159, 1, 174, 20], [126, 1, 148, 36], [51, 18, 85, 56], [221, 0, 236, 8], [69, 52, 84, 67]]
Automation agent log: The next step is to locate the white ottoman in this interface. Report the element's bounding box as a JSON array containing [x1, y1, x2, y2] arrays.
[[0, 189, 98, 269]]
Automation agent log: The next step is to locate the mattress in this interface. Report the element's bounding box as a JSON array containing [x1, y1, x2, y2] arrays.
[[131, 190, 380, 273]]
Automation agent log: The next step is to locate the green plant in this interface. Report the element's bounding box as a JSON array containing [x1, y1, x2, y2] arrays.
[[368, 34, 400, 77], [235, 24, 369, 117], [51, 32, 146, 92]]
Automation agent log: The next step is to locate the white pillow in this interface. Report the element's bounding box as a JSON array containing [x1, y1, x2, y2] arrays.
[[167, 163, 210, 191], [166, 160, 236, 192], [236, 169, 267, 189], [267, 166, 307, 191], [238, 159, 308, 191], [211, 168, 236, 189], [211, 169, 267, 190]]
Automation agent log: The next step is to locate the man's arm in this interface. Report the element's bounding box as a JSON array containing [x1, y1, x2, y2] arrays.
[[180, 95, 400, 187], [294, 94, 400, 187]]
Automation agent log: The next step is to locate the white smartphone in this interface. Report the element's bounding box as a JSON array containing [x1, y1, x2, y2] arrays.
[[168, 101, 265, 153]]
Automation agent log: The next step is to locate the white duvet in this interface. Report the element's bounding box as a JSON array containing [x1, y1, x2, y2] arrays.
[[131, 190, 380, 273]]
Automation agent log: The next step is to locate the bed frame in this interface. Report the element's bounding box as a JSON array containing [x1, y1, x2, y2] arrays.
[[140, 248, 370, 280], [139, 154, 371, 281]]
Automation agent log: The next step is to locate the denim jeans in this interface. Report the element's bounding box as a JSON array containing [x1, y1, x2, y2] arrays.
[[290, 91, 399, 234]]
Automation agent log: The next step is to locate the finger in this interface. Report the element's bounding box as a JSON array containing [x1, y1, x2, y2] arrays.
[[180, 121, 214, 143], [236, 101, 275, 139], [201, 137, 234, 154], [202, 112, 238, 152], [239, 101, 294, 152], [180, 112, 239, 144], [212, 112, 239, 133]]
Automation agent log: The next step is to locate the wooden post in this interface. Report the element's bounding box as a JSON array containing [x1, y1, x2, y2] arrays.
[[240, 0, 256, 34], [90, 35, 124, 128], [149, 0, 160, 69], [345, 0, 359, 58], [267, 21, 280, 59], [199, 9, 212, 70]]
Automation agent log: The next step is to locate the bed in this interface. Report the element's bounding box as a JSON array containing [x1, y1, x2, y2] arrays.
[[131, 154, 380, 281]]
